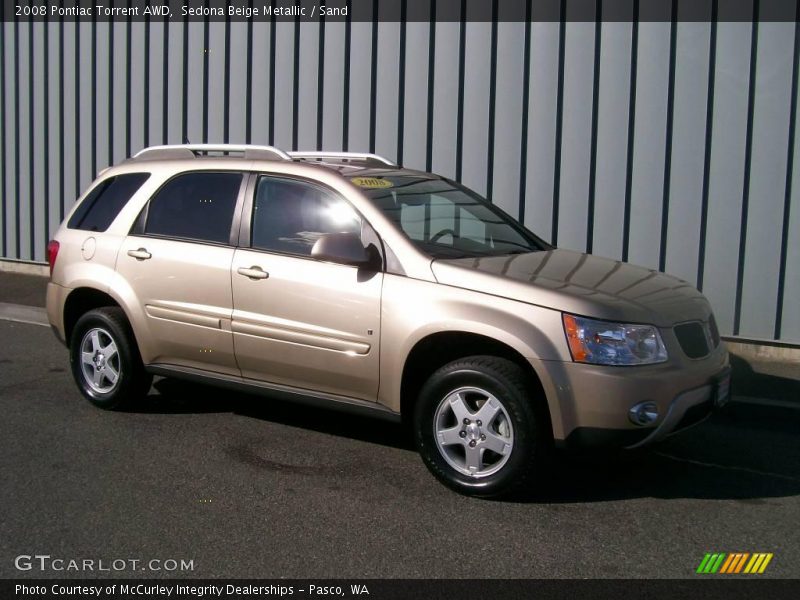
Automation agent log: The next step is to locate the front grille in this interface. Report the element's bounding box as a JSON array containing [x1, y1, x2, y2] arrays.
[[675, 321, 711, 359]]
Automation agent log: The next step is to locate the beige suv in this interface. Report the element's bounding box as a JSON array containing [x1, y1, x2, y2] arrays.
[[46, 144, 730, 498]]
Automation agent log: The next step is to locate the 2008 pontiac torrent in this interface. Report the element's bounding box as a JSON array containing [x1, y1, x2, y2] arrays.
[[46, 144, 730, 498]]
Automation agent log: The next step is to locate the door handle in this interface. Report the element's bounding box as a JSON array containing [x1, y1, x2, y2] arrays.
[[237, 266, 269, 280], [127, 248, 152, 261]]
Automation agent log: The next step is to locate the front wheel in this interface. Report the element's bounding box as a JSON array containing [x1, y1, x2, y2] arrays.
[[69, 307, 152, 410], [413, 356, 550, 498]]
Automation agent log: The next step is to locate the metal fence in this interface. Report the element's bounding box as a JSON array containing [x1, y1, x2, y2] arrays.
[[1, 4, 799, 344]]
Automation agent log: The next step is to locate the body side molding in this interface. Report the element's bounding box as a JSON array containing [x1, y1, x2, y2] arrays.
[[145, 363, 401, 423]]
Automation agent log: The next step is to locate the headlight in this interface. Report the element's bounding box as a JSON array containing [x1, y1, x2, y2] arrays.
[[562, 314, 668, 366]]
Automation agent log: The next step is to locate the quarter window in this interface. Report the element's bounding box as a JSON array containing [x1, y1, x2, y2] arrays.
[[144, 172, 242, 244], [68, 173, 150, 232], [251, 177, 361, 256]]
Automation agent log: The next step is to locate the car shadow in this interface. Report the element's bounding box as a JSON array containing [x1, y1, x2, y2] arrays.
[[134, 377, 414, 451], [528, 401, 800, 504], [135, 377, 800, 503], [729, 353, 800, 401]]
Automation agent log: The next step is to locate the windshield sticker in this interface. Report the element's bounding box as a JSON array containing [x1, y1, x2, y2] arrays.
[[351, 177, 393, 189]]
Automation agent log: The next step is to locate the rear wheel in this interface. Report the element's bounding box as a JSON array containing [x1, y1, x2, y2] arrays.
[[414, 356, 550, 498], [69, 307, 152, 410]]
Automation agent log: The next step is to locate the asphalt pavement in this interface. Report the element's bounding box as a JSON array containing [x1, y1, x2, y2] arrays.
[[1, 317, 799, 579]]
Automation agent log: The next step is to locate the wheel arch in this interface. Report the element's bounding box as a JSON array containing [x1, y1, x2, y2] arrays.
[[399, 331, 553, 434], [63, 287, 123, 347], [62, 284, 146, 355]]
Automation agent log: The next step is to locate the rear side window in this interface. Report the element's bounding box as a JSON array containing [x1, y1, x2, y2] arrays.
[[68, 173, 150, 232], [144, 172, 242, 244]]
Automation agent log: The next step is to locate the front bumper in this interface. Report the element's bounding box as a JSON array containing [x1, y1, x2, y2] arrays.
[[625, 366, 730, 448], [545, 340, 730, 449]]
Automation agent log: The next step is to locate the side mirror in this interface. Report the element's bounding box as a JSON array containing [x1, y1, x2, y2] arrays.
[[311, 232, 370, 267]]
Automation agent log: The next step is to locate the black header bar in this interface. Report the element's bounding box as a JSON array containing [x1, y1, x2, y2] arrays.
[[6, 0, 800, 23]]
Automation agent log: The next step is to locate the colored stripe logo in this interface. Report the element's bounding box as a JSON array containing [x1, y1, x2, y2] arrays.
[[697, 553, 773, 574]]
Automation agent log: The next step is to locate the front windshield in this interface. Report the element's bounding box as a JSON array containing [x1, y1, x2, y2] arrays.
[[354, 175, 548, 259]]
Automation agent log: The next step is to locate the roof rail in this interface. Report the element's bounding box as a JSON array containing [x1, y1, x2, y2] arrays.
[[133, 144, 292, 161], [288, 151, 397, 167]]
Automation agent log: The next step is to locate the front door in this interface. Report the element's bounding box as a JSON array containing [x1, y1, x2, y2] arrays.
[[231, 175, 382, 400]]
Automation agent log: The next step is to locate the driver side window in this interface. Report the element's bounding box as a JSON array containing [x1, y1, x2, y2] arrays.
[[251, 176, 361, 256]]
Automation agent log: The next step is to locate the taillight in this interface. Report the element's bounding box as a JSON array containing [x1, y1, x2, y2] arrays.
[[47, 240, 60, 276]]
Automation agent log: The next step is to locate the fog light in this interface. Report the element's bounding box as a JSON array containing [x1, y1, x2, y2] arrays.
[[628, 401, 659, 426]]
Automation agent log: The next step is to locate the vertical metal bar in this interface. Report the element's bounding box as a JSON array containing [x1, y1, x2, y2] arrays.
[[58, 16, 64, 220], [224, 4, 231, 144], [425, 0, 436, 172], [396, 0, 407, 164], [245, 0, 253, 144], [455, 0, 466, 181], [144, 11, 150, 148], [659, 0, 678, 272], [108, 19, 114, 165], [342, 0, 351, 150], [774, 0, 800, 340], [268, 11, 276, 146], [551, 0, 566, 245], [126, 1, 132, 157], [733, 0, 760, 335], [162, 14, 169, 144], [369, 0, 379, 153], [317, 11, 326, 151], [28, 18, 35, 259], [14, 12, 20, 257], [102, 17, 107, 169], [182, 11, 188, 143], [74, 20, 80, 200], [622, 0, 640, 261], [517, 0, 532, 224], [292, 3, 300, 150], [202, 15, 210, 143], [697, 0, 718, 291], [1, 11, 6, 255], [485, 0, 499, 201], [43, 11, 50, 248], [586, 0, 602, 253]]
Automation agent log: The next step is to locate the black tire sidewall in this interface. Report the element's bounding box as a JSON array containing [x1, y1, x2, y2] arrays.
[[69, 309, 140, 409], [414, 361, 540, 497]]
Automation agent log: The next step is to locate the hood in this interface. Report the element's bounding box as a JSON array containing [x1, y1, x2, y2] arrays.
[[430, 249, 712, 327]]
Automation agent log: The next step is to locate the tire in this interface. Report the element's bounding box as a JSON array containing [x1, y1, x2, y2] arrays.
[[413, 356, 551, 499], [69, 307, 152, 410]]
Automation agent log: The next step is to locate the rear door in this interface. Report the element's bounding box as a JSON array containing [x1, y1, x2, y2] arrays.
[[230, 175, 383, 400], [116, 171, 246, 375]]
